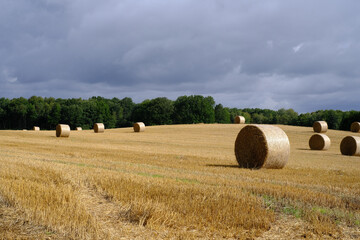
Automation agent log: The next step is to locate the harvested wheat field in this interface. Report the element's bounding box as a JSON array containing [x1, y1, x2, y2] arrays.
[[0, 124, 359, 239]]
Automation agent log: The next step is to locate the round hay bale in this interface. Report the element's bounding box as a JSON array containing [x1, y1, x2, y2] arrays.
[[234, 116, 245, 124], [340, 136, 360, 156], [33, 126, 40, 131], [93, 123, 105, 133], [56, 124, 70, 138], [309, 134, 331, 150], [313, 121, 328, 133], [350, 122, 360, 133], [133, 122, 145, 132], [234, 125, 290, 169], [75, 127, 82, 131]]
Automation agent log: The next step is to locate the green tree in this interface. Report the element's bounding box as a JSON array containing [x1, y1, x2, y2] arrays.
[[8, 97, 28, 129], [252, 113, 265, 124], [61, 104, 84, 129], [27, 96, 47, 128], [340, 111, 360, 131], [0, 98, 10, 129], [276, 108, 298, 125], [147, 97, 174, 125], [324, 110, 343, 130], [173, 95, 215, 124], [215, 104, 230, 123], [48, 102, 61, 129], [132, 97, 174, 125], [118, 97, 135, 127]]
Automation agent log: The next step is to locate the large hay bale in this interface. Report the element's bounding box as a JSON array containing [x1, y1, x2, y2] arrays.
[[313, 121, 328, 133], [234, 116, 246, 124], [350, 122, 360, 132], [75, 127, 82, 131], [93, 123, 105, 133], [33, 126, 40, 131], [340, 136, 360, 156], [133, 122, 145, 132], [309, 133, 330, 150], [56, 124, 70, 138], [234, 125, 290, 169]]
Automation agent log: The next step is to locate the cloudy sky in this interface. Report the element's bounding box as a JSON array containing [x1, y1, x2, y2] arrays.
[[0, 0, 359, 112]]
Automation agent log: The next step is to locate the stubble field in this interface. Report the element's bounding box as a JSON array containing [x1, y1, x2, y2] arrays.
[[0, 124, 359, 239]]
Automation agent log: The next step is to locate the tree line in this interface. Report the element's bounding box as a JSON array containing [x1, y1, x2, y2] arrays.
[[0, 95, 359, 131]]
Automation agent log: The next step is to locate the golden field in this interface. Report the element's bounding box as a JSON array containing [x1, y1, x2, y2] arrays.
[[0, 124, 359, 239]]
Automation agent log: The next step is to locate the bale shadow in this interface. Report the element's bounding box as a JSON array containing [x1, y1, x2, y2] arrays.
[[297, 148, 310, 151], [206, 164, 240, 168]]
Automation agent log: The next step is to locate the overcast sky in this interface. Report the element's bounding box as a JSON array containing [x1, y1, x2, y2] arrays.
[[0, 0, 359, 112]]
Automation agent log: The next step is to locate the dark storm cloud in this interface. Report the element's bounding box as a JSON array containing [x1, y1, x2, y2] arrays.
[[1, 0, 360, 112]]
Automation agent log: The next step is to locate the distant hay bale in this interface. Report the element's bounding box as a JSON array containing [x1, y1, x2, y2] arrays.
[[75, 127, 82, 131], [23, 129, 27, 131], [234, 116, 245, 124], [313, 121, 328, 133], [133, 122, 145, 132], [234, 125, 290, 169], [340, 136, 360, 156], [309, 134, 331, 150], [93, 123, 105, 133], [56, 124, 70, 138], [33, 126, 40, 131], [350, 122, 360, 132]]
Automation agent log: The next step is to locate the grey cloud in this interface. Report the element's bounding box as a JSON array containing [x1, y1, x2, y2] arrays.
[[0, 0, 360, 112]]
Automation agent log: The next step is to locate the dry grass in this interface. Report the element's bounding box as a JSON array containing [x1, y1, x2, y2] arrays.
[[0, 124, 359, 239]]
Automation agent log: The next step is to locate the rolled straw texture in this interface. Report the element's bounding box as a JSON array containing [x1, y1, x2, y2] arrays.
[[75, 127, 82, 131], [234, 125, 290, 169], [234, 116, 246, 124], [94, 123, 105, 133], [133, 122, 145, 132], [56, 124, 70, 138], [313, 121, 328, 133], [33, 126, 40, 131], [350, 122, 360, 133], [309, 134, 330, 150], [340, 136, 360, 156]]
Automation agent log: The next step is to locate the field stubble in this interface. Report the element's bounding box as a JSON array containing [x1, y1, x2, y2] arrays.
[[0, 124, 359, 239]]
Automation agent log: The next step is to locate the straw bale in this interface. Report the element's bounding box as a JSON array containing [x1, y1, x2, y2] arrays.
[[93, 123, 105, 133], [133, 122, 145, 132], [340, 136, 360, 156], [234, 116, 245, 124], [313, 121, 328, 133], [350, 122, 360, 132], [75, 127, 82, 131], [309, 134, 330, 150], [56, 124, 70, 138], [234, 125, 290, 169], [33, 126, 40, 131]]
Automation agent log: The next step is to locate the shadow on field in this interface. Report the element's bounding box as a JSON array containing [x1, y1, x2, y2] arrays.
[[297, 148, 311, 151], [206, 164, 240, 168]]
